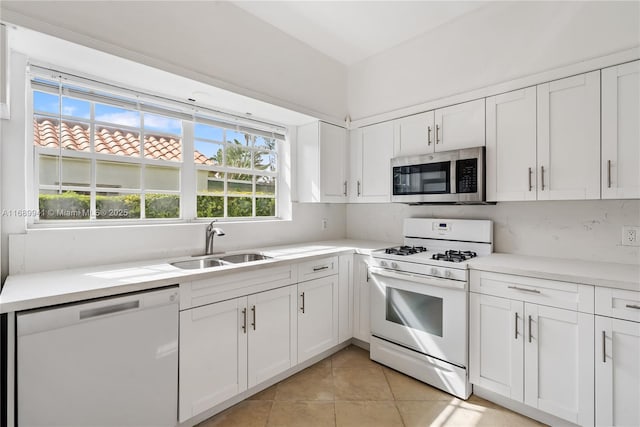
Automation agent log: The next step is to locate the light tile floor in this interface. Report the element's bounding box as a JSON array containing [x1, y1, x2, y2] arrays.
[[198, 345, 546, 427]]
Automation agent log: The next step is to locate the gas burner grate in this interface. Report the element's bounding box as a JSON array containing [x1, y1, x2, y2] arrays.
[[432, 250, 478, 263], [384, 245, 428, 256]]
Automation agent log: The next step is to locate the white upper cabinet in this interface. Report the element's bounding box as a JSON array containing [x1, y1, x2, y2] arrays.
[[434, 98, 485, 151], [297, 121, 348, 203], [350, 122, 394, 203], [393, 111, 435, 157], [602, 60, 640, 199], [537, 71, 601, 200], [486, 87, 537, 202]]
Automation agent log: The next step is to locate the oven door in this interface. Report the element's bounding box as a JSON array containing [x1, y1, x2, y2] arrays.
[[369, 267, 467, 367]]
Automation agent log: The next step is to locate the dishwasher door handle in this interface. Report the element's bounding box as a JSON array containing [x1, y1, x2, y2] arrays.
[[80, 300, 140, 320]]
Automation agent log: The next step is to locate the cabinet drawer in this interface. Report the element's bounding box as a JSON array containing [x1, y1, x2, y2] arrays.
[[470, 270, 594, 313], [297, 256, 338, 282], [595, 287, 640, 322], [180, 264, 296, 310]]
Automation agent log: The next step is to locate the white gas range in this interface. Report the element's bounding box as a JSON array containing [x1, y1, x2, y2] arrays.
[[369, 218, 493, 399]]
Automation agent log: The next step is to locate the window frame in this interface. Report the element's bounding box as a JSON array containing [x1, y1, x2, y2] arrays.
[[27, 69, 286, 227]]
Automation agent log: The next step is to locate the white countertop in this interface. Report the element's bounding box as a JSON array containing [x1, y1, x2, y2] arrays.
[[0, 239, 397, 313], [469, 253, 640, 291]]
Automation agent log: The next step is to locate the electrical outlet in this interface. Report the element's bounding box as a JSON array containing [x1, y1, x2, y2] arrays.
[[622, 226, 640, 246], [321, 218, 328, 230]]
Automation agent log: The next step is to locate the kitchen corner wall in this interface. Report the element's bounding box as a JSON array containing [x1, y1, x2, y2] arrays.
[[8, 203, 346, 275], [346, 201, 640, 266]]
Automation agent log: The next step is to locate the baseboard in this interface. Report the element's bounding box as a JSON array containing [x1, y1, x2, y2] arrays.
[[473, 386, 581, 427], [350, 337, 370, 351]]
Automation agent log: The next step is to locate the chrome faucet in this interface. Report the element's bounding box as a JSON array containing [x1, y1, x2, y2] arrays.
[[205, 220, 225, 255]]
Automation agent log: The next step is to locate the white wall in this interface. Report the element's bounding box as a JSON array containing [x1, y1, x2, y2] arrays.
[[0, 1, 347, 123], [348, 1, 640, 120], [10, 202, 346, 275], [346, 201, 640, 265]]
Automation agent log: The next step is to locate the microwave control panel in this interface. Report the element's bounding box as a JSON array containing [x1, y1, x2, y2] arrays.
[[456, 158, 478, 193]]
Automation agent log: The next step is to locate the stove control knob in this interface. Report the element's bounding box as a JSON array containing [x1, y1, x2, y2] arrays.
[[445, 270, 452, 278], [391, 262, 398, 269], [431, 268, 438, 276], [380, 261, 388, 267]]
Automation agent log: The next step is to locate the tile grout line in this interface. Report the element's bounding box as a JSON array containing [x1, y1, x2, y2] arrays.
[[381, 365, 407, 427]]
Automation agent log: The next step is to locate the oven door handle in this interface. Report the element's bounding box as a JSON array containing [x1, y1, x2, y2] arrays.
[[369, 267, 466, 290]]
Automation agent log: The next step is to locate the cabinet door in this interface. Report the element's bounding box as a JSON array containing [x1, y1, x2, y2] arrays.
[[486, 87, 537, 201], [596, 316, 640, 427], [602, 60, 640, 199], [247, 285, 297, 388], [353, 255, 371, 342], [349, 128, 363, 202], [179, 298, 248, 422], [537, 71, 600, 200], [434, 98, 485, 151], [338, 254, 354, 343], [320, 122, 348, 202], [469, 293, 524, 402], [361, 121, 394, 202], [298, 275, 339, 363], [524, 304, 594, 426], [394, 111, 435, 157]]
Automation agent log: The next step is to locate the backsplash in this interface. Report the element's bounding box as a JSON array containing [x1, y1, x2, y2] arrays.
[[346, 200, 640, 265]]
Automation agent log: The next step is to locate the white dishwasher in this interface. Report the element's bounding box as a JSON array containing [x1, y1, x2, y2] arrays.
[[17, 286, 179, 427]]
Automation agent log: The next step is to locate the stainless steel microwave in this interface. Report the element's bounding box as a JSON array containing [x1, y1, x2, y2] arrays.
[[391, 147, 486, 204]]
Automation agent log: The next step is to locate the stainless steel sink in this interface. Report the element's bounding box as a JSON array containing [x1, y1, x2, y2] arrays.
[[170, 258, 229, 270], [220, 253, 272, 263]]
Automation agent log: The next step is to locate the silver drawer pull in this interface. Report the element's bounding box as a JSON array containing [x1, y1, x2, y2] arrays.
[[80, 300, 139, 319], [626, 304, 640, 310], [313, 265, 329, 272], [508, 286, 541, 294]]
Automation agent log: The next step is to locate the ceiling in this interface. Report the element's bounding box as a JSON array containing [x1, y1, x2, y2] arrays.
[[232, 1, 488, 66]]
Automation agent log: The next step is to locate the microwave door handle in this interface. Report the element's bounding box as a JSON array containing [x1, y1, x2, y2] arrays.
[[450, 159, 457, 195], [369, 267, 466, 290]]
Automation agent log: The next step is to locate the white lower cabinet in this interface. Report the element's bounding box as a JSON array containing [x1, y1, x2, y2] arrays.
[[595, 314, 640, 426], [297, 275, 339, 363], [247, 286, 298, 388], [353, 254, 371, 343], [338, 254, 354, 343], [470, 271, 594, 426], [469, 293, 524, 401], [179, 285, 297, 422]]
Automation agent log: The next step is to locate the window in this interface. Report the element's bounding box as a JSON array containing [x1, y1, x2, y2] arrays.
[[30, 70, 285, 224], [195, 122, 278, 218]]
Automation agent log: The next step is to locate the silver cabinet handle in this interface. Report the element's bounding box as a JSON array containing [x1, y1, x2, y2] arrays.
[[540, 166, 545, 191], [607, 160, 612, 188], [251, 305, 256, 330], [435, 124, 440, 144], [508, 285, 541, 294], [626, 304, 640, 310], [366, 268, 370, 282], [357, 180, 361, 196], [528, 315, 533, 343], [427, 126, 432, 146], [80, 300, 139, 320], [343, 181, 348, 196], [300, 292, 305, 313], [528, 167, 533, 192], [514, 312, 519, 339], [602, 330, 607, 363], [241, 308, 247, 333], [313, 265, 329, 272]]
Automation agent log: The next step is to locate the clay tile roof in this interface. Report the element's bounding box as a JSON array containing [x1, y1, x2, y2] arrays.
[[33, 117, 212, 164]]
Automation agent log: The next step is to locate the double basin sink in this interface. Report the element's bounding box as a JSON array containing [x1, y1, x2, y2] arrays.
[[170, 253, 271, 270]]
